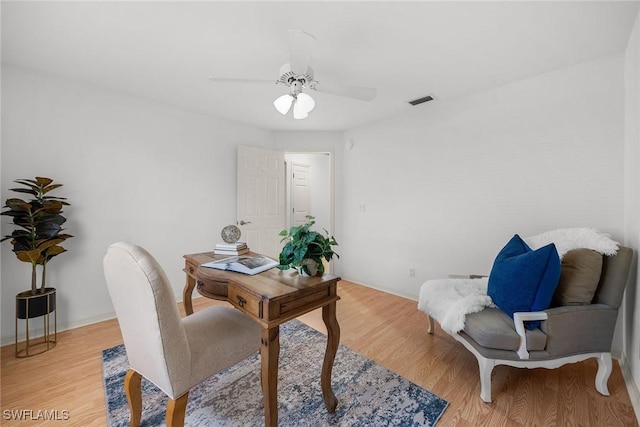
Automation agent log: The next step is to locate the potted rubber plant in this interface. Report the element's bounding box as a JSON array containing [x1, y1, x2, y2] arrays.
[[1, 177, 73, 320], [277, 215, 339, 276]]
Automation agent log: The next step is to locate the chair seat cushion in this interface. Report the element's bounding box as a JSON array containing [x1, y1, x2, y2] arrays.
[[463, 307, 547, 351], [181, 306, 260, 397]]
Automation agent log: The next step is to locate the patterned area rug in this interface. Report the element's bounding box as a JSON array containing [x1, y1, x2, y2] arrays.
[[102, 319, 448, 426]]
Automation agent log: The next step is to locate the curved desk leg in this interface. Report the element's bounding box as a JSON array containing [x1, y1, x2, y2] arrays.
[[183, 275, 195, 316], [261, 326, 280, 427], [321, 301, 340, 413]]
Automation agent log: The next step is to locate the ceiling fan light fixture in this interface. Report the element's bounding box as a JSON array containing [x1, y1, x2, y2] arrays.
[[274, 94, 294, 115], [296, 92, 315, 113], [293, 102, 309, 120], [293, 93, 315, 120]]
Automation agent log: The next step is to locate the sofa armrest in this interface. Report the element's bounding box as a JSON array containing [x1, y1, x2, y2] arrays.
[[513, 311, 548, 359], [541, 304, 618, 357]]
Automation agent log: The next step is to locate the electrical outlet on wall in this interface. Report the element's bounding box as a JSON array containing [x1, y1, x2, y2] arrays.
[[409, 268, 415, 278]]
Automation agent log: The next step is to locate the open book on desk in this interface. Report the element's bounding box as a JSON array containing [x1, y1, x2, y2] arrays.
[[201, 255, 279, 276]]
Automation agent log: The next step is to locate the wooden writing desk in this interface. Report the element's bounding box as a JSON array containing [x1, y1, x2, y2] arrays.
[[183, 252, 341, 426]]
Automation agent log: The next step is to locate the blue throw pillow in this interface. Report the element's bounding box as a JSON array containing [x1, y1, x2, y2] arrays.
[[487, 234, 561, 329]]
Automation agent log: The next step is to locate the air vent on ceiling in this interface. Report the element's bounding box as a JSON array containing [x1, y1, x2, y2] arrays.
[[408, 94, 437, 106]]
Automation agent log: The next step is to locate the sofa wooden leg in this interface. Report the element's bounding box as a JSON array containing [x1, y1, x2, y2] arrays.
[[427, 315, 434, 334], [477, 356, 494, 403], [595, 353, 612, 396], [166, 392, 189, 427], [124, 369, 142, 427]]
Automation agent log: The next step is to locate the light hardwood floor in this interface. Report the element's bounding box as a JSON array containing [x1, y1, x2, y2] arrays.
[[1, 280, 637, 426]]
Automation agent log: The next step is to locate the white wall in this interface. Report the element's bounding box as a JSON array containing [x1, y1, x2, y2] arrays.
[[342, 54, 626, 300], [0, 66, 274, 344], [624, 10, 640, 417]]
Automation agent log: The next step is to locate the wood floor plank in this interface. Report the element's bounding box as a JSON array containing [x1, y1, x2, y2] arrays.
[[1, 280, 637, 426]]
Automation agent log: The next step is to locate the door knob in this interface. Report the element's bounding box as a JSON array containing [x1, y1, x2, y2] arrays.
[[239, 220, 252, 225]]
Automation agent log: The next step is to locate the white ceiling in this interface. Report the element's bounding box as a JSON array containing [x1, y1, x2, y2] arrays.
[[2, 1, 639, 131]]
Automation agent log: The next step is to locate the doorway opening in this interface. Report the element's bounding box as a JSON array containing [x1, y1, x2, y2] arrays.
[[284, 151, 333, 247]]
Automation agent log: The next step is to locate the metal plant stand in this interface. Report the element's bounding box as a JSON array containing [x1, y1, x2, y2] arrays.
[[15, 288, 57, 357]]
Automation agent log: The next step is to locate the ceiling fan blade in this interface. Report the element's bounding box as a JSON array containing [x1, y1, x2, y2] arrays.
[[208, 76, 275, 84], [288, 29, 315, 75], [311, 81, 377, 101]]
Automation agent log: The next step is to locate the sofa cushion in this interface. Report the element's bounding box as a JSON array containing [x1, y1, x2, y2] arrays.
[[463, 307, 547, 351], [488, 234, 561, 329], [553, 249, 603, 306]]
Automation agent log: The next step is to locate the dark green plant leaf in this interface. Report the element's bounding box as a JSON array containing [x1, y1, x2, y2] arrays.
[[36, 222, 62, 238], [37, 214, 67, 225], [15, 178, 39, 185], [1, 210, 27, 217], [16, 249, 41, 264], [41, 200, 63, 213], [4, 198, 31, 211], [37, 238, 65, 250], [11, 236, 34, 250], [42, 245, 66, 262], [8, 188, 38, 196], [35, 177, 54, 187], [42, 183, 63, 194], [10, 230, 31, 238]]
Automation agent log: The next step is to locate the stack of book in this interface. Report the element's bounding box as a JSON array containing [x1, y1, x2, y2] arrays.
[[214, 242, 249, 256]]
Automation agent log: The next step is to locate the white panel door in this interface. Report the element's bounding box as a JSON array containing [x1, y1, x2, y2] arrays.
[[237, 145, 285, 259], [292, 163, 311, 226]]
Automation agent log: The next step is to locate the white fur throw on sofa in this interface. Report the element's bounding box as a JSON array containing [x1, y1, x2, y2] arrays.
[[524, 227, 618, 259], [418, 277, 491, 334]]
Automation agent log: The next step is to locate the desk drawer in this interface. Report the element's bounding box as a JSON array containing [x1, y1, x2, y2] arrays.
[[228, 284, 262, 319], [184, 259, 199, 277], [196, 280, 228, 300], [278, 287, 331, 316]]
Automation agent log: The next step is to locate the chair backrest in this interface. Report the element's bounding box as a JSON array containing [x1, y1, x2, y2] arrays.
[[103, 242, 189, 397], [593, 246, 633, 309]]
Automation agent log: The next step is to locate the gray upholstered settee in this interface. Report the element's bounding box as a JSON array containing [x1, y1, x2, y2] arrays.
[[425, 246, 633, 402]]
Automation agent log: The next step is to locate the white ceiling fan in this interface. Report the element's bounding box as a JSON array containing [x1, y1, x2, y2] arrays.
[[208, 30, 377, 120]]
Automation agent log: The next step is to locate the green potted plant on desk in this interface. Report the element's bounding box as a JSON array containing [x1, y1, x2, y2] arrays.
[[1, 177, 73, 356], [277, 215, 339, 277]]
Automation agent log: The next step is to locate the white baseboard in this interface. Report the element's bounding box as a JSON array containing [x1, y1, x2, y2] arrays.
[[340, 276, 418, 301], [619, 353, 640, 422]]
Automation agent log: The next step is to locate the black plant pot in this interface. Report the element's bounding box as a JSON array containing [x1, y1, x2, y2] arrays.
[[16, 288, 56, 319]]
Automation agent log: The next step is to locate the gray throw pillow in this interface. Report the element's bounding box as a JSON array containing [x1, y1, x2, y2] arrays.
[[552, 249, 603, 306]]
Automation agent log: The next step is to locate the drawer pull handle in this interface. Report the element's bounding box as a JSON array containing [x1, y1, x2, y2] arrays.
[[189, 266, 194, 274], [236, 295, 247, 308]]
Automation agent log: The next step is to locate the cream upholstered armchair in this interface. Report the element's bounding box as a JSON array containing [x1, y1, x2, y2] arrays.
[[103, 242, 260, 427], [419, 231, 633, 403]]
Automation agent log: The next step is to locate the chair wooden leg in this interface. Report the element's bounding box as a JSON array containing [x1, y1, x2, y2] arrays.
[[124, 369, 142, 427], [166, 392, 189, 427], [477, 356, 495, 403], [595, 352, 612, 396]]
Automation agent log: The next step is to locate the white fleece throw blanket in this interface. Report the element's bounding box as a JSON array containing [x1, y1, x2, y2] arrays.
[[418, 228, 619, 334], [418, 277, 490, 334], [524, 227, 619, 259]]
